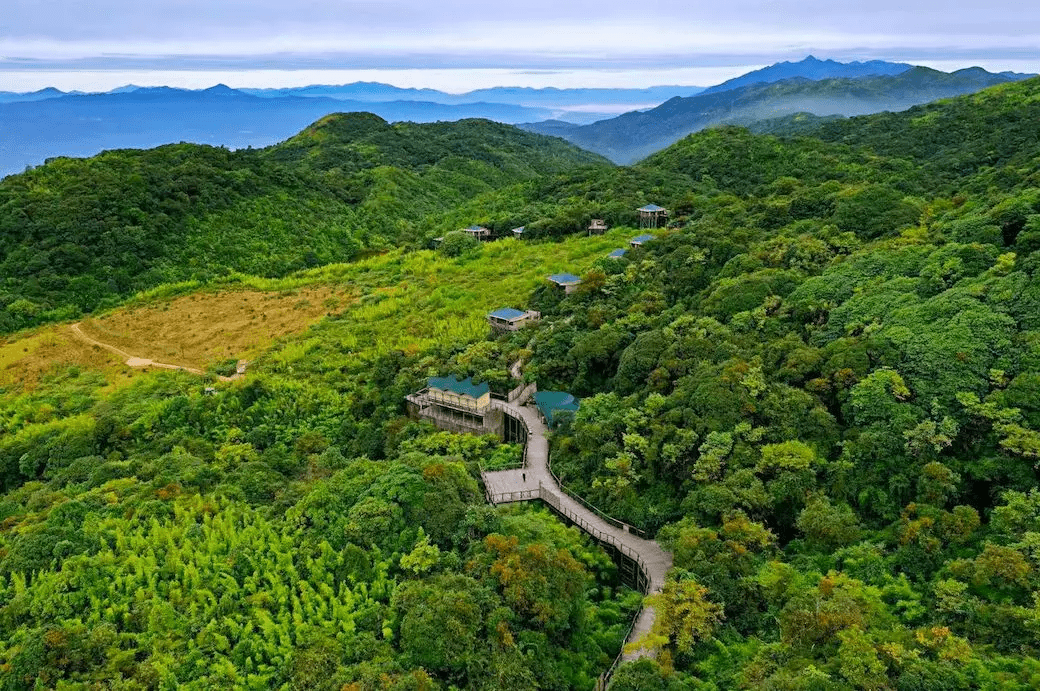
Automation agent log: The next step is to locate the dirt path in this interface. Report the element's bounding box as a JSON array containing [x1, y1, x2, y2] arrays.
[[70, 323, 246, 381]]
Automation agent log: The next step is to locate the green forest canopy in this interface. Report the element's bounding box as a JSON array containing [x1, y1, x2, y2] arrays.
[[2, 76, 1040, 688]]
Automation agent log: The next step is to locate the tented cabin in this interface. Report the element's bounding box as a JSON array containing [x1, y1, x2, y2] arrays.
[[547, 273, 582, 294], [534, 391, 580, 428], [608, 248, 627, 259], [461, 225, 492, 241], [512, 226, 525, 239], [637, 204, 668, 229], [630, 234, 656, 248], [487, 307, 541, 332]]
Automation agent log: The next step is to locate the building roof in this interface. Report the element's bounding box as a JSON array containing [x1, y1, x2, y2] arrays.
[[535, 391, 580, 426], [489, 307, 527, 321], [547, 273, 582, 285], [428, 375, 490, 398], [631, 234, 657, 244], [637, 204, 667, 213], [462, 225, 490, 233], [512, 226, 525, 234], [608, 248, 627, 258]]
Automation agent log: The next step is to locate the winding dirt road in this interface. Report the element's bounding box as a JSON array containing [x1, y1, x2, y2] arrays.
[[70, 323, 246, 381]]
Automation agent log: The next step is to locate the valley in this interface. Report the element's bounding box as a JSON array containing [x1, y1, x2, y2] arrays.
[[1, 74, 1040, 688]]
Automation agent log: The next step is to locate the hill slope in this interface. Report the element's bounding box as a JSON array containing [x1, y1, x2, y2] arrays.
[[0, 83, 715, 177], [4, 58, 1040, 691], [0, 115, 608, 333], [527, 66, 1032, 164], [0, 88, 563, 178]]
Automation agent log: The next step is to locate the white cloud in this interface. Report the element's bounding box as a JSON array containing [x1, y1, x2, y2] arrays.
[[4, 20, 1039, 62], [1, 1, 1037, 90]]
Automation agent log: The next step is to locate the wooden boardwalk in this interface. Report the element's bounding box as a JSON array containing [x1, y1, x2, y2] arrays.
[[482, 402, 672, 668]]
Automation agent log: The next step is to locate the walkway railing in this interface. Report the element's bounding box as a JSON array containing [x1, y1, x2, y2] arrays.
[[419, 368, 664, 690], [547, 462, 648, 539], [487, 483, 652, 596], [596, 605, 645, 691], [487, 481, 653, 690], [490, 400, 532, 468]]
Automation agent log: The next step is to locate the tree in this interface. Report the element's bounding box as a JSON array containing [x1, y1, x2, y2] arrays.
[[392, 574, 488, 678], [438, 230, 479, 257], [631, 578, 724, 657]]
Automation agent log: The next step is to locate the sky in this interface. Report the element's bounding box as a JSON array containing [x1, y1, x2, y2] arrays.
[[2, 0, 1039, 92]]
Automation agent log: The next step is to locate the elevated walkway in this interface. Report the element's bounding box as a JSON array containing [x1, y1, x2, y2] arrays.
[[481, 402, 673, 682], [406, 362, 673, 687]]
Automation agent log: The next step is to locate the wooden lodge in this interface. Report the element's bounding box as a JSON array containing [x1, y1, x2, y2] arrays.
[[405, 375, 530, 443], [427, 375, 490, 411], [488, 307, 541, 332], [406, 375, 497, 435], [461, 225, 492, 241], [637, 204, 668, 229], [588, 219, 609, 235], [547, 273, 582, 294]]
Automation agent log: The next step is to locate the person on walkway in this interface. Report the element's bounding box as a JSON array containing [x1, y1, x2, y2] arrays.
[[523, 472, 526, 483]]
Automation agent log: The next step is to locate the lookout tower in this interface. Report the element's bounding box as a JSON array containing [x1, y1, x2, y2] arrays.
[[637, 204, 668, 229]]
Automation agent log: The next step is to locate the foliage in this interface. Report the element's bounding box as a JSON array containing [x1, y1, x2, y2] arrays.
[[5, 76, 1040, 688], [0, 115, 606, 333]]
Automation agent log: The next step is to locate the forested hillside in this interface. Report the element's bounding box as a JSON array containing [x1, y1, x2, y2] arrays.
[[525, 66, 1030, 164], [2, 76, 1040, 689], [0, 114, 607, 333], [512, 75, 1040, 688]]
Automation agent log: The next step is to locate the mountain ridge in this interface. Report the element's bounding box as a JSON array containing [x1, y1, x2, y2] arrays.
[[0, 114, 608, 332], [524, 65, 1034, 164], [699, 54, 914, 94]]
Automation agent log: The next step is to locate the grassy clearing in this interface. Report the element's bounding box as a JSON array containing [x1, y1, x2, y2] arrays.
[[76, 285, 351, 371], [0, 328, 128, 392], [0, 229, 633, 393], [260, 228, 635, 369]]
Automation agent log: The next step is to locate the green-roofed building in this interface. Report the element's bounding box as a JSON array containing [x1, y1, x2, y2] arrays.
[[427, 375, 491, 411], [406, 374, 497, 436], [534, 391, 580, 427]]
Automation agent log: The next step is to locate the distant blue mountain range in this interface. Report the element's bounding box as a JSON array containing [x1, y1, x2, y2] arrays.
[[523, 63, 1036, 164], [699, 55, 913, 94], [0, 88, 564, 177], [1, 56, 1034, 176], [0, 83, 704, 110]]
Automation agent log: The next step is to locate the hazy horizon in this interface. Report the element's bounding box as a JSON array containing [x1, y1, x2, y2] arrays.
[[4, 0, 1038, 93], [2, 57, 1038, 95]]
